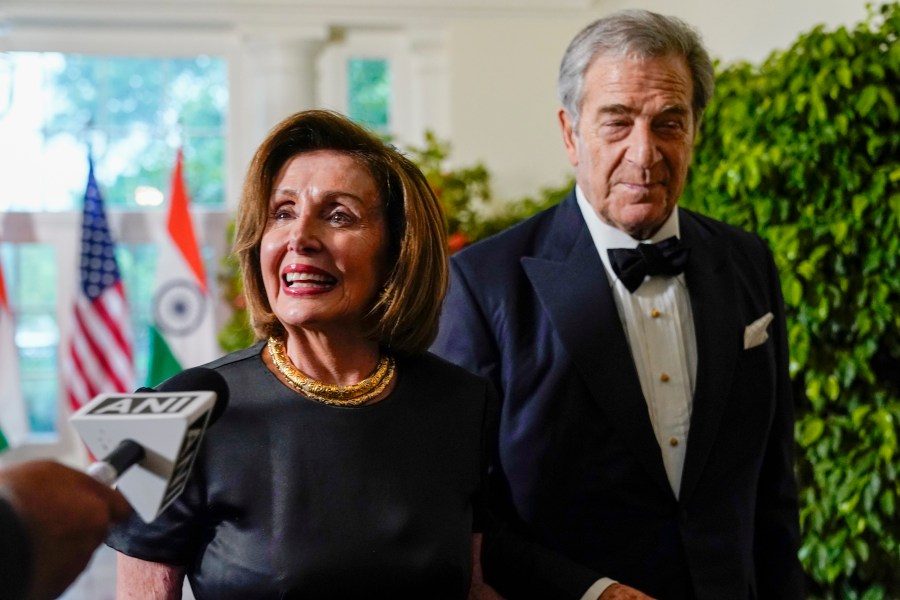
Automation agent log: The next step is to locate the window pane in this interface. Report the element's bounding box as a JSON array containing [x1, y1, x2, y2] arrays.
[[0, 51, 228, 442], [347, 58, 390, 132], [0, 53, 228, 211], [1, 240, 220, 437], [1, 244, 59, 434]]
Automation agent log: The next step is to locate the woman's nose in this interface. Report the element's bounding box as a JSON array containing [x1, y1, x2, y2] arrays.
[[287, 213, 323, 253]]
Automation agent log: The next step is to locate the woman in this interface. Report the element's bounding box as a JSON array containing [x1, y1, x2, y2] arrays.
[[108, 110, 498, 599]]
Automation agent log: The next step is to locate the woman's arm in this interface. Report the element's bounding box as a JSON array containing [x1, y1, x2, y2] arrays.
[[116, 553, 186, 600]]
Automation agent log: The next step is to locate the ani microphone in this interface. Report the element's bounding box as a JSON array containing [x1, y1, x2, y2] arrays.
[[71, 366, 229, 522]]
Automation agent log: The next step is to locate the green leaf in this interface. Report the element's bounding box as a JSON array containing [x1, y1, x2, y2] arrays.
[[837, 63, 853, 88], [879, 87, 898, 121], [786, 277, 803, 306], [873, 409, 895, 436], [831, 220, 849, 244], [852, 194, 870, 219], [854, 538, 870, 563], [881, 490, 896, 517], [852, 405, 872, 427], [857, 85, 880, 114], [864, 472, 882, 511], [855, 515, 868, 535], [801, 417, 826, 447]]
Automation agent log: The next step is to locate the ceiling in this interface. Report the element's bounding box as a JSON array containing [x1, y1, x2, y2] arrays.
[[1, 0, 601, 31]]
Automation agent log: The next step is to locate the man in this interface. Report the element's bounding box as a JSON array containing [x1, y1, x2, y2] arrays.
[[432, 9, 803, 600], [0, 460, 131, 600]]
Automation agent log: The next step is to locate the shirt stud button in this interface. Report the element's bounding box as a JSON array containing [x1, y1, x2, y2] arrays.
[[670, 437, 679, 447], [660, 373, 670, 382], [651, 308, 661, 318]]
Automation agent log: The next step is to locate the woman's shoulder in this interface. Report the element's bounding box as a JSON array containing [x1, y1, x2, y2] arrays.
[[196, 341, 272, 403], [203, 341, 266, 371]]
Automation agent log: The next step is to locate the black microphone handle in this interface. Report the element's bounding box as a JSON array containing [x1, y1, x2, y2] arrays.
[[86, 439, 145, 486]]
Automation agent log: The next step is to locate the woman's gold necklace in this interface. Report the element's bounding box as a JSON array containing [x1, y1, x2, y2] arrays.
[[267, 336, 395, 407]]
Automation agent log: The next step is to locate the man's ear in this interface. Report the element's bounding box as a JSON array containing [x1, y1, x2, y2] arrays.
[[558, 107, 579, 166]]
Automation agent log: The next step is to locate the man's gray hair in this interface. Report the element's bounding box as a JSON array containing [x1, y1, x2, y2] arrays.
[[558, 9, 715, 129]]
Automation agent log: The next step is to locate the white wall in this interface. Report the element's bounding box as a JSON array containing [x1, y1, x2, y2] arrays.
[[0, 0, 870, 202], [444, 0, 870, 201]]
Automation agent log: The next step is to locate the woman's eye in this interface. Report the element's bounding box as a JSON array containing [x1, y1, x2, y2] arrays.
[[271, 208, 292, 221], [327, 210, 354, 226]]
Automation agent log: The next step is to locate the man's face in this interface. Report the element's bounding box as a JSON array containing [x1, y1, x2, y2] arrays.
[[559, 53, 696, 240]]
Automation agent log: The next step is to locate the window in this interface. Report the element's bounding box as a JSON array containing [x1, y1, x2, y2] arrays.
[[317, 27, 450, 147], [0, 53, 227, 212], [347, 58, 391, 133], [318, 30, 410, 142], [0, 244, 58, 435], [0, 53, 228, 441]]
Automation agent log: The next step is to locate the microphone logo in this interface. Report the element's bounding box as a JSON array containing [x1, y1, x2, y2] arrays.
[[86, 394, 202, 416]]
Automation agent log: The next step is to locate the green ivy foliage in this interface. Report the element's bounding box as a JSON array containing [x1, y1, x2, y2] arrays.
[[681, 3, 900, 597]]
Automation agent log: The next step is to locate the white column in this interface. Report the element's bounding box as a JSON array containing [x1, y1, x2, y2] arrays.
[[228, 29, 328, 205], [407, 26, 451, 145]]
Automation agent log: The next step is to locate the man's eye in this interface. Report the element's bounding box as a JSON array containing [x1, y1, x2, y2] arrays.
[[658, 120, 684, 131]]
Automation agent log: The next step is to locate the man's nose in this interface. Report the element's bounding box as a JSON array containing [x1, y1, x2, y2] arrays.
[[625, 123, 662, 170]]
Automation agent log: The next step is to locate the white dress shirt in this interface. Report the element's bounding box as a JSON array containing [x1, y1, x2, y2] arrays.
[[575, 186, 698, 600]]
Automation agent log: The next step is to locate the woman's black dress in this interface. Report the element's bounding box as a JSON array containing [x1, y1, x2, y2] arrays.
[[107, 343, 495, 600]]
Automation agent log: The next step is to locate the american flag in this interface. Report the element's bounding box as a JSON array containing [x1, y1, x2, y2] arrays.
[[63, 158, 135, 411]]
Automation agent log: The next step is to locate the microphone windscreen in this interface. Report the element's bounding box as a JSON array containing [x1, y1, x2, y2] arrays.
[[152, 367, 230, 425]]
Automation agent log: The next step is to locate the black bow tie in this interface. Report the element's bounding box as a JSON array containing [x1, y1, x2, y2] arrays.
[[608, 236, 690, 293]]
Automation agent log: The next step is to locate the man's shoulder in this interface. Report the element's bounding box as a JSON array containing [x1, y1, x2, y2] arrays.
[[401, 352, 495, 412], [680, 207, 769, 254], [408, 351, 492, 387], [452, 189, 577, 268]]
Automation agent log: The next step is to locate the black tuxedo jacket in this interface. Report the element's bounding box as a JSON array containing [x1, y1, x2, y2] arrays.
[[432, 191, 803, 599]]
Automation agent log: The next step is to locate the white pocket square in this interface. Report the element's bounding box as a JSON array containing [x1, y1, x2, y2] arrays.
[[744, 312, 774, 349]]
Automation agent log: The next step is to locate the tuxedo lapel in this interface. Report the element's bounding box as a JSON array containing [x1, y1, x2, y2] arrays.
[[678, 210, 740, 504], [521, 196, 672, 498]]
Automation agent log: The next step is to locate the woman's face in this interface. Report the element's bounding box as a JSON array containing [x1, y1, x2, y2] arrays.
[[260, 150, 389, 338]]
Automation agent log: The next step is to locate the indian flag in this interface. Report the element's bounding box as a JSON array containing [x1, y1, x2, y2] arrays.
[[147, 149, 220, 386], [0, 260, 29, 451]]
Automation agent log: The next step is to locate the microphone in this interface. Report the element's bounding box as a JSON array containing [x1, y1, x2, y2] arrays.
[[70, 367, 230, 522], [86, 439, 145, 486]]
